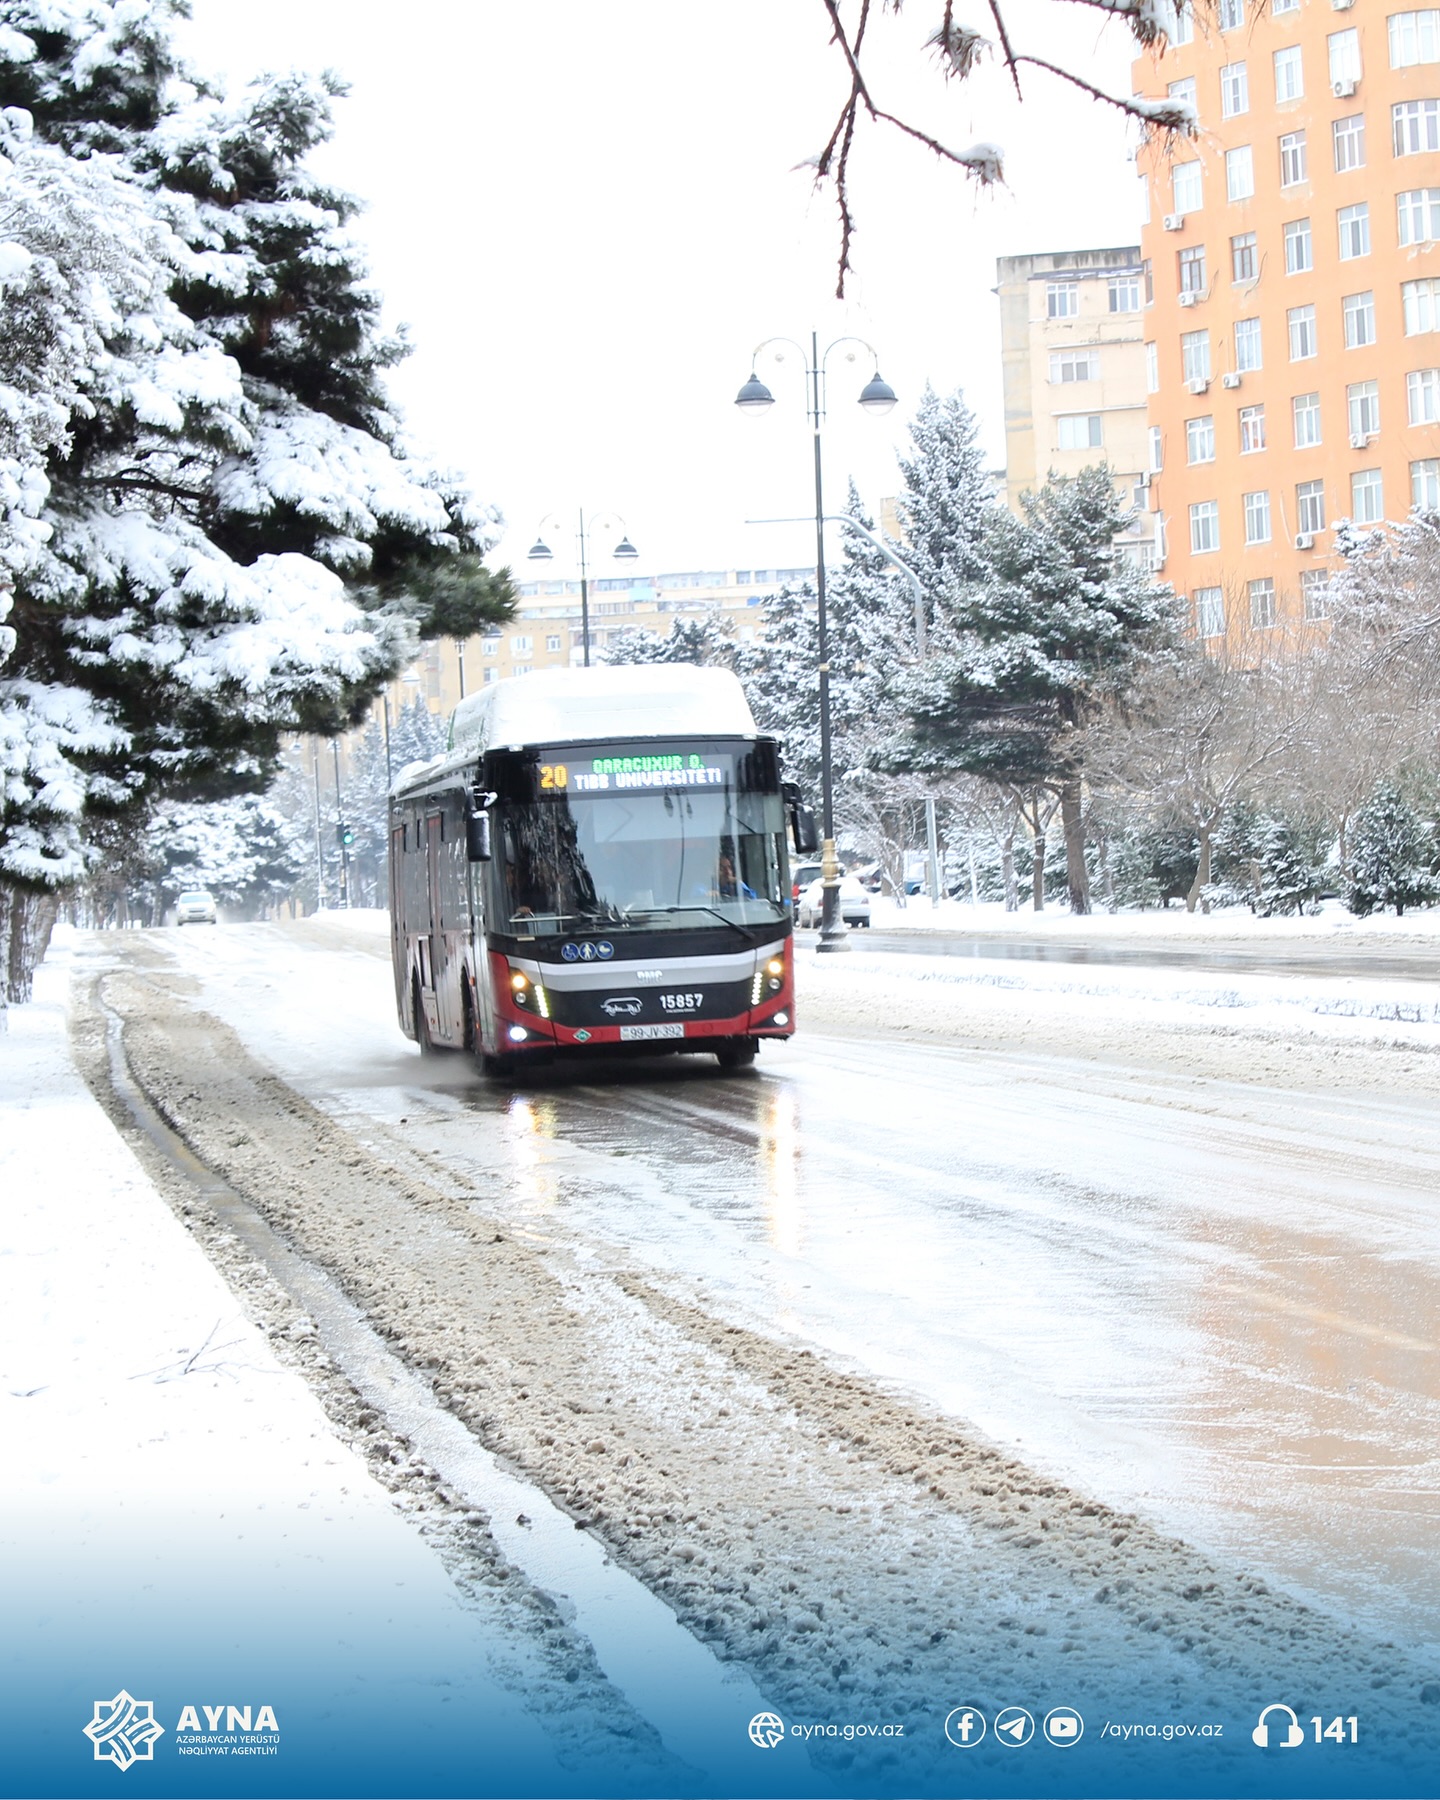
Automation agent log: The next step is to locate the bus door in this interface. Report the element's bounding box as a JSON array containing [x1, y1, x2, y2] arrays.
[[425, 810, 452, 1041]]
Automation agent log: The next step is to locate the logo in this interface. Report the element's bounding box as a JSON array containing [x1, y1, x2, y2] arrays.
[[748, 1712, 786, 1749], [561, 943, 580, 961], [83, 1692, 165, 1769], [944, 1707, 987, 1748], [995, 1707, 1035, 1746], [573, 1028, 592, 1043], [1044, 1708, 1084, 1747], [1252, 1705, 1305, 1749], [600, 996, 643, 1017]]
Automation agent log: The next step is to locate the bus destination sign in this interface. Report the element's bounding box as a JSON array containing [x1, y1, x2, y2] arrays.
[[540, 752, 734, 794]]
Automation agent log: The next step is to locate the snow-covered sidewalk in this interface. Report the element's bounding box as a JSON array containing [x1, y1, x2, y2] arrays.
[[0, 939, 561, 1796]]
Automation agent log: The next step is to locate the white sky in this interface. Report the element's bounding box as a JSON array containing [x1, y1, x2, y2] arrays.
[[178, 1, 1147, 581]]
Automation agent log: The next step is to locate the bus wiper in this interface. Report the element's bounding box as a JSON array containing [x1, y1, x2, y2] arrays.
[[649, 904, 746, 931]]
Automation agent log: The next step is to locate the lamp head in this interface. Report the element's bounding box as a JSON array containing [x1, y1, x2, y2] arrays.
[[612, 537, 639, 560], [858, 372, 898, 415], [526, 537, 553, 561], [734, 372, 776, 411]]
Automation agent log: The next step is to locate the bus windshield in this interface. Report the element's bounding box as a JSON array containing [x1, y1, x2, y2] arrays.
[[496, 784, 788, 935]]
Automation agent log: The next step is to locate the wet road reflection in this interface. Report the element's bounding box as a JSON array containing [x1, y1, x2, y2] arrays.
[[461, 1040, 1440, 1658]]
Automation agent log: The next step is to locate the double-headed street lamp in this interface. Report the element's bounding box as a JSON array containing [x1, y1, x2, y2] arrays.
[[527, 509, 639, 668], [735, 332, 897, 952]]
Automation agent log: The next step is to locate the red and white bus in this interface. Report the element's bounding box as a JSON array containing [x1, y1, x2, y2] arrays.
[[388, 665, 816, 1078]]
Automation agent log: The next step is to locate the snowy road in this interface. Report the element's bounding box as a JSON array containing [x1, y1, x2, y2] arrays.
[[65, 916, 1440, 1791]]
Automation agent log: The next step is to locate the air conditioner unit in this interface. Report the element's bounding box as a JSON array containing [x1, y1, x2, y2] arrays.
[[1350, 431, 1371, 449], [1332, 78, 1357, 97], [1332, 0, 1355, 10], [1178, 291, 1198, 308], [1136, 471, 1152, 490], [1295, 532, 1316, 550], [1163, 214, 1185, 232], [1221, 372, 1242, 389], [1186, 377, 1210, 395]]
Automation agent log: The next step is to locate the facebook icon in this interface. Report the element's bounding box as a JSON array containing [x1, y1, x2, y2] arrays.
[[945, 1706, 988, 1748]]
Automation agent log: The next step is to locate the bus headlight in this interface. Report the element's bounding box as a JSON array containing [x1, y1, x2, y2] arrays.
[[507, 967, 550, 1019], [508, 1025, 529, 1043]]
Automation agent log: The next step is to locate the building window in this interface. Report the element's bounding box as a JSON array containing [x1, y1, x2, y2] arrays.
[[510, 634, 532, 653], [1240, 404, 1267, 452], [545, 634, 562, 652], [1179, 245, 1207, 294], [1169, 5, 1194, 44], [1219, 0, 1243, 29], [1144, 258, 1154, 305], [1231, 232, 1258, 282], [1226, 145, 1255, 201], [1273, 44, 1303, 103], [1398, 188, 1440, 244], [1195, 587, 1226, 638], [1172, 163, 1203, 216], [1181, 330, 1212, 383], [1288, 304, 1317, 360], [1057, 414, 1103, 449], [1187, 415, 1216, 464], [1221, 61, 1250, 116], [1168, 74, 1197, 110], [1049, 350, 1099, 382], [1296, 479, 1327, 534], [1350, 469, 1385, 523], [1347, 380, 1380, 439], [1390, 10, 1440, 68], [1190, 501, 1220, 553], [1280, 131, 1308, 187], [1149, 425, 1165, 472], [1273, 0, 1299, 11], [1283, 217, 1313, 274], [1328, 29, 1361, 86], [1412, 458, 1440, 509], [1407, 367, 1440, 423], [1244, 490, 1272, 544], [1146, 341, 1159, 393], [1046, 281, 1079, 318], [1342, 290, 1376, 347], [1403, 278, 1440, 334], [1394, 98, 1440, 156], [1300, 569, 1330, 620], [1109, 274, 1141, 312], [1338, 202, 1371, 260], [1293, 391, 1322, 447], [1331, 114, 1366, 175], [513, 663, 532, 677], [1234, 317, 1263, 371], [482, 638, 498, 656], [483, 667, 500, 684], [1248, 578, 1277, 629]]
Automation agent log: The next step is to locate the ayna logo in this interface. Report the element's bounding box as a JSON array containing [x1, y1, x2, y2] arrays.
[[83, 1692, 165, 1770]]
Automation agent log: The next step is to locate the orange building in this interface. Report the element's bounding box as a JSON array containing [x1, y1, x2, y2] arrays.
[[1135, 0, 1440, 646]]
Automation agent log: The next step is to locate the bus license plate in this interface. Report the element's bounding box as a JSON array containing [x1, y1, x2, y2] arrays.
[[619, 1023, 685, 1042]]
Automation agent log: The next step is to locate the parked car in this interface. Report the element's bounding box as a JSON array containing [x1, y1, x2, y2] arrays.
[[790, 859, 824, 901], [797, 875, 871, 929], [175, 889, 218, 925]]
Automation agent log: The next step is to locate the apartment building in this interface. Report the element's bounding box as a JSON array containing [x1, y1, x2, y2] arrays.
[[397, 565, 815, 717], [1136, 0, 1440, 644], [996, 246, 1160, 570]]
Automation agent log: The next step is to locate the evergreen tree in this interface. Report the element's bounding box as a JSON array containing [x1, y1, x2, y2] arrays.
[[1345, 784, 1438, 916], [891, 384, 998, 646], [602, 618, 734, 668], [735, 582, 820, 796], [891, 465, 1179, 912], [0, 1, 514, 1000]]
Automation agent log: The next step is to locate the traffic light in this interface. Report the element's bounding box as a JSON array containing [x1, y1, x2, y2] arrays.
[[336, 821, 355, 848]]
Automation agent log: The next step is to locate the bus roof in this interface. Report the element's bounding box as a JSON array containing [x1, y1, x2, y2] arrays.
[[447, 665, 759, 758]]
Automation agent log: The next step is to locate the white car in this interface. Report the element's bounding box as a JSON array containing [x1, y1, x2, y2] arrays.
[[174, 888, 218, 925], [797, 875, 871, 929]]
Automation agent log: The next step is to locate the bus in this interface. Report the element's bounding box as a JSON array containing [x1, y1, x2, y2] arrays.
[[388, 665, 817, 1078]]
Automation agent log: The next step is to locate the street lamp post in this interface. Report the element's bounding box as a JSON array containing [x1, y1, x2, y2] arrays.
[[735, 331, 897, 952], [527, 509, 639, 668]]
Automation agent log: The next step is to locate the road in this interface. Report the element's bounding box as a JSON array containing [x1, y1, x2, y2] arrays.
[[68, 917, 1440, 1793]]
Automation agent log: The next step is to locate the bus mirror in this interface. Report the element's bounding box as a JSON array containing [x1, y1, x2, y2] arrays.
[[790, 805, 819, 856], [466, 812, 492, 863]]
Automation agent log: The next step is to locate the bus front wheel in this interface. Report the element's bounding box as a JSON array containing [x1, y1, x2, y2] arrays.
[[714, 1038, 758, 1072]]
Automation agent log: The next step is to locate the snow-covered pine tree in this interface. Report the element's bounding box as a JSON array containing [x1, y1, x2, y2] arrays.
[[602, 618, 735, 668], [891, 384, 998, 649], [891, 465, 1179, 912], [0, 0, 514, 1001], [1345, 783, 1438, 917], [139, 792, 306, 920], [735, 582, 820, 798]]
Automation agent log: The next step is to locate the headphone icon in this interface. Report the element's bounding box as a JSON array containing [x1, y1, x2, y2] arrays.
[[1252, 1704, 1305, 1749]]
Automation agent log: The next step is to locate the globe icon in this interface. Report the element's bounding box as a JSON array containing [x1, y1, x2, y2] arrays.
[[748, 1712, 786, 1749]]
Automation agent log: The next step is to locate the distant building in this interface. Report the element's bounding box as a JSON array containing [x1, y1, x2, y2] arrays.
[[995, 245, 1159, 573], [1135, 0, 1440, 645]]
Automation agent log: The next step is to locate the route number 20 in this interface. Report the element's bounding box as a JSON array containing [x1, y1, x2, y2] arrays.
[[540, 764, 569, 789]]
